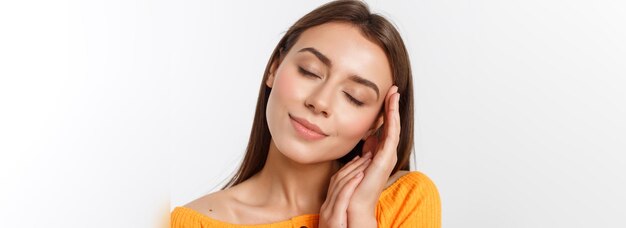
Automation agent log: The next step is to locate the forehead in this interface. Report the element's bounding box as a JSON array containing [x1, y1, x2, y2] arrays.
[[288, 22, 393, 90]]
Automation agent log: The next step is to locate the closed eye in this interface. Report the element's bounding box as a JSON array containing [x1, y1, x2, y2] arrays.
[[297, 66, 363, 107], [343, 91, 364, 106], [297, 67, 320, 79]]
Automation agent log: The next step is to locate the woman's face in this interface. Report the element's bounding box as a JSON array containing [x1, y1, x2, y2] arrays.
[[265, 22, 393, 164]]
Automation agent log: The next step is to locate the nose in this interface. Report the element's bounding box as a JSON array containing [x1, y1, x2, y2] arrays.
[[305, 85, 333, 117]]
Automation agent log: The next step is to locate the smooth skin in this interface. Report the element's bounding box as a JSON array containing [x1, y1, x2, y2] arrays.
[[184, 22, 406, 227], [320, 85, 400, 228]]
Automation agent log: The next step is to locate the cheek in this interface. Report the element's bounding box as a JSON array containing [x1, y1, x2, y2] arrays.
[[335, 112, 376, 141], [265, 69, 307, 141], [273, 69, 305, 104]]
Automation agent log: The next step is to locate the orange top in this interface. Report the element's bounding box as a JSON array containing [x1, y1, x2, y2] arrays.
[[171, 171, 441, 228]]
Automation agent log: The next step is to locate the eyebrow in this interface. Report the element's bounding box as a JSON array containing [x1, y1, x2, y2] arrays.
[[298, 47, 381, 100], [348, 75, 380, 100], [299, 47, 332, 68]]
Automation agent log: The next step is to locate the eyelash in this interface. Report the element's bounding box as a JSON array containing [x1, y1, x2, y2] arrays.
[[343, 92, 364, 106], [297, 66, 320, 79], [297, 66, 364, 107]]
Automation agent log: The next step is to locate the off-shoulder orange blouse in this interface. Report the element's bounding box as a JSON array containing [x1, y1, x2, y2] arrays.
[[171, 171, 441, 228]]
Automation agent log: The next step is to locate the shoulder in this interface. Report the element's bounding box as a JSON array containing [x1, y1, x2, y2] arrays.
[[377, 171, 441, 227], [173, 189, 238, 225], [183, 190, 227, 212], [383, 170, 439, 195]]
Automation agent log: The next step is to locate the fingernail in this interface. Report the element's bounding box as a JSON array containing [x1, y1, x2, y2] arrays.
[[395, 94, 400, 107], [356, 172, 363, 178], [364, 152, 372, 158], [352, 155, 360, 161]]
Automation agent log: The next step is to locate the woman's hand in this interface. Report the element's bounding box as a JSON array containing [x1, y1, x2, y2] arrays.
[[319, 85, 401, 228], [348, 85, 401, 222], [319, 153, 373, 228]]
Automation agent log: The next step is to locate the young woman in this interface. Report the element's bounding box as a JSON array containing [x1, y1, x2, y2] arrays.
[[171, 1, 441, 227]]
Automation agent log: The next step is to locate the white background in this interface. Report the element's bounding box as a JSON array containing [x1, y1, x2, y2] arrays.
[[1, 0, 625, 227]]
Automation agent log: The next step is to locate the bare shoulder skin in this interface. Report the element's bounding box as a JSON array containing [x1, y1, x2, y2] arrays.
[[184, 170, 411, 224], [183, 188, 237, 222]]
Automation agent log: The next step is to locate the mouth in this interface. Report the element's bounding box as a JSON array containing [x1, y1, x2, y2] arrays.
[[289, 113, 328, 140]]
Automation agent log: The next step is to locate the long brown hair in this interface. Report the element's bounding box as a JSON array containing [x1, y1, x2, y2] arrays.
[[222, 0, 414, 189]]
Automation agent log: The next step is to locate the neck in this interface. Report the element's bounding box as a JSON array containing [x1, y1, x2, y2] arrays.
[[247, 139, 339, 214]]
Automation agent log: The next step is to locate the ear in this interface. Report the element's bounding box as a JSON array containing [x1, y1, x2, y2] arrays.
[[265, 70, 276, 88], [362, 112, 385, 140], [265, 62, 278, 88], [265, 49, 284, 88]]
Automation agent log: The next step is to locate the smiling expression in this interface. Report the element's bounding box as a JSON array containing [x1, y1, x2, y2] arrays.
[[265, 22, 393, 164]]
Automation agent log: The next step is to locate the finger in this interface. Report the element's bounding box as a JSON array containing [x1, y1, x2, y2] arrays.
[[372, 92, 400, 169], [381, 86, 398, 141], [328, 154, 370, 196], [332, 171, 364, 216], [325, 158, 371, 211], [355, 94, 401, 199], [362, 93, 400, 186], [336, 158, 371, 187], [334, 153, 371, 182], [344, 154, 361, 168], [327, 155, 361, 194], [383, 86, 398, 121], [326, 154, 366, 203], [382, 92, 401, 152]]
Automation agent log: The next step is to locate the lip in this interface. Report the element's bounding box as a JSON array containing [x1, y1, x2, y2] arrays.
[[289, 114, 328, 140]]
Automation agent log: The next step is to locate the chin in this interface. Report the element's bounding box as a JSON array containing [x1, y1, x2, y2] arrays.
[[278, 141, 358, 166], [275, 140, 322, 164], [268, 122, 361, 164], [285, 153, 319, 164]]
